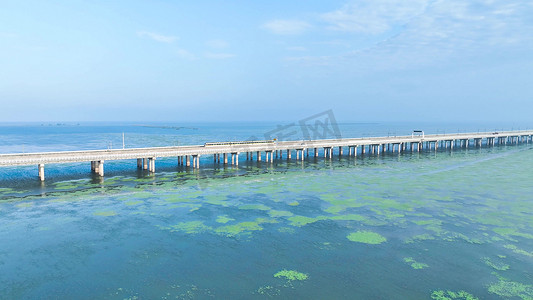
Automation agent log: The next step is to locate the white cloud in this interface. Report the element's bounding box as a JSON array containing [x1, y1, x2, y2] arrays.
[[205, 52, 236, 59], [321, 0, 430, 34], [206, 39, 229, 49], [137, 31, 178, 43], [262, 20, 311, 35], [290, 0, 533, 70], [176, 48, 195, 60]]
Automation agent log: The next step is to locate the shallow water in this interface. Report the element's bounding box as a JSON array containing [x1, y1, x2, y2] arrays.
[[1, 123, 533, 299]]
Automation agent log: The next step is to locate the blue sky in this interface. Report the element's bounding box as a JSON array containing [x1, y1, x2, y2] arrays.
[[1, 0, 532, 122]]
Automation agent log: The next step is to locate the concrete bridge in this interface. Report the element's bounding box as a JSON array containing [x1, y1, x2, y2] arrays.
[[1, 130, 532, 181]]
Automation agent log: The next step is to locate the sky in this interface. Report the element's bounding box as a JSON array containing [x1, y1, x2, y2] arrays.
[[1, 0, 532, 123]]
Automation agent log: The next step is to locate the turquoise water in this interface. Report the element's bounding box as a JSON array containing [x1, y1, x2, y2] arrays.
[[1, 123, 533, 299]]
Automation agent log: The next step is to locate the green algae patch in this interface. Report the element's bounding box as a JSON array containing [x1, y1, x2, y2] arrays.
[[165, 221, 212, 234], [204, 194, 229, 206], [482, 257, 509, 271], [404, 234, 435, 244], [288, 201, 299, 206], [493, 227, 533, 240], [324, 205, 346, 214], [488, 279, 533, 299], [215, 220, 264, 237], [268, 210, 294, 218], [94, 211, 117, 217], [413, 219, 442, 226], [347, 230, 386, 244], [288, 215, 326, 227], [255, 285, 280, 297], [238, 204, 271, 211], [15, 202, 33, 208], [125, 200, 143, 206], [53, 184, 78, 190], [329, 214, 366, 222], [278, 227, 296, 234], [403, 257, 428, 269], [215, 215, 234, 224], [504, 244, 533, 258], [430, 290, 479, 300], [274, 269, 308, 281]]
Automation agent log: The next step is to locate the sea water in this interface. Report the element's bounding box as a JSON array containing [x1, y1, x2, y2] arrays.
[[0, 122, 532, 299]]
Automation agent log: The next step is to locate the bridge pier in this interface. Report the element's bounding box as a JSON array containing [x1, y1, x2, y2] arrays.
[[38, 164, 45, 181], [230, 153, 239, 166], [95, 160, 104, 176], [146, 158, 155, 172]]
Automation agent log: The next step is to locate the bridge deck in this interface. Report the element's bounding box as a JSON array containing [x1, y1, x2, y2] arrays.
[[0, 130, 532, 180]]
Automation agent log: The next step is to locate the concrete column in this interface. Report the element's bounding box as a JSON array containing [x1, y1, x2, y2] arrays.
[[38, 164, 45, 181], [98, 160, 104, 176], [314, 148, 318, 157], [362, 145, 366, 155], [271, 151, 274, 161], [143, 158, 148, 170], [287, 150, 291, 159], [186, 156, 190, 167], [250, 152, 253, 160], [301, 150, 305, 160], [339, 147, 343, 156], [257, 151, 261, 161], [235, 153, 239, 166], [91, 161, 95, 172]]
